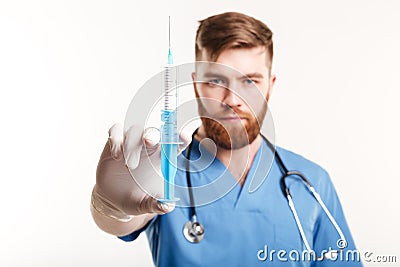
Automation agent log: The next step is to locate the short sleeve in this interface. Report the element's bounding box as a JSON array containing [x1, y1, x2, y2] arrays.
[[311, 172, 363, 266]]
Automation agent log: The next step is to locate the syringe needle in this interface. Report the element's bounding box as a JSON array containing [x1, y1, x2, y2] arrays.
[[167, 16, 173, 65]]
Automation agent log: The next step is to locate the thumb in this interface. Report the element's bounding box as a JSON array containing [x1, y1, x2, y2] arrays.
[[139, 195, 175, 215]]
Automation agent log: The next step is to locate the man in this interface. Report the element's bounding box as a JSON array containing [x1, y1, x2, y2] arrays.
[[91, 12, 362, 266]]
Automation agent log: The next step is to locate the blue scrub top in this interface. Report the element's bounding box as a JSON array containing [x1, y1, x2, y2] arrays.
[[120, 138, 363, 267]]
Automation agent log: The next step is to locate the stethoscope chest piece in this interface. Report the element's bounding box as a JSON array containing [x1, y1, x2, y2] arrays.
[[183, 219, 204, 243]]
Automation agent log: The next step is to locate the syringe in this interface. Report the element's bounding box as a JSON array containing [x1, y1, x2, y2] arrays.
[[159, 17, 179, 202]]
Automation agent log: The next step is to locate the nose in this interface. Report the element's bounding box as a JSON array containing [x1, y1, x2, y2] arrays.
[[222, 84, 242, 108]]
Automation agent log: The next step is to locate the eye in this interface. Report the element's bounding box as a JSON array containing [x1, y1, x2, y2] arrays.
[[243, 79, 258, 86], [207, 78, 226, 87], [209, 79, 223, 85]]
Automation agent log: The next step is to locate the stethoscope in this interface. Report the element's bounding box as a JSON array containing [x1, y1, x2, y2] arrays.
[[182, 131, 347, 256]]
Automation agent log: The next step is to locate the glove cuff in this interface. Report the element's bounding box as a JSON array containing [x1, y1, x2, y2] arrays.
[[91, 187, 134, 222]]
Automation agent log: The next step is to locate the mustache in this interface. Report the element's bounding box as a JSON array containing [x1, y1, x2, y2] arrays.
[[208, 108, 252, 120]]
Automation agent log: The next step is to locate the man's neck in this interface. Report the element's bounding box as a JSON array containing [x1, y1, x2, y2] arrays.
[[195, 126, 263, 186]]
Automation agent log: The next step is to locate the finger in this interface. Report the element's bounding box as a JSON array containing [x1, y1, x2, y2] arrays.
[[108, 123, 123, 160], [124, 124, 144, 169], [178, 130, 192, 155], [143, 127, 160, 148], [142, 127, 161, 157]]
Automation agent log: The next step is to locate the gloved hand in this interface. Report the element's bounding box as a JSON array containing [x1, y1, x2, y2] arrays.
[[92, 123, 191, 221]]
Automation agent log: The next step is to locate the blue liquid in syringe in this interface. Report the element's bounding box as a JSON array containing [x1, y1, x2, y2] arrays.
[[161, 109, 178, 201]]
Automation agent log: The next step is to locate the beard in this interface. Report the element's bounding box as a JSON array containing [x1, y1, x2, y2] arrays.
[[198, 100, 268, 150]]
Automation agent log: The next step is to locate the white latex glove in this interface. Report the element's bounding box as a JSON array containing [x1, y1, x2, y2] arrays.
[[92, 123, 191, 220]]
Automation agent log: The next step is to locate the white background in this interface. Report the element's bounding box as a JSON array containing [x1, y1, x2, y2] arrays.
[[1, 0, 399, 266]]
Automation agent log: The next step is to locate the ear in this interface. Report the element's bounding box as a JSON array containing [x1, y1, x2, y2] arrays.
[[192, 72, 200, 98], [266, 74, 276, 101]]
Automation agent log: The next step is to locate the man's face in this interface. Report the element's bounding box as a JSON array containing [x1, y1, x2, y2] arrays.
[[193, 46, 276, 149]]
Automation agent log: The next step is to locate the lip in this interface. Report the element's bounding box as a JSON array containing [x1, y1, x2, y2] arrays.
[[220, 116, 246, 122]]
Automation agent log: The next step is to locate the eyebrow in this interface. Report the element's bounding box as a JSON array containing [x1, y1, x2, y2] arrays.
[[202, 72, 229, 79], [242, 72, 265, 79], [201, 72, 264, 79]]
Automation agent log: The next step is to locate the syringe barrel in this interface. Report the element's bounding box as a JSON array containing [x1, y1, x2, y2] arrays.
[[161, 110, 178, 143], [163, 65, 178, 111], [161, 65, 178, 144], [160, 64, 178, 201]]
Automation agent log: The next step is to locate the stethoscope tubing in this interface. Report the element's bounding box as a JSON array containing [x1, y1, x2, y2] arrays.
[[183, 132, 347, 254]]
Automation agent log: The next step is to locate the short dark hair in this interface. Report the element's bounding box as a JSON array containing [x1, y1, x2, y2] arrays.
[[195, 12, 273, 67]]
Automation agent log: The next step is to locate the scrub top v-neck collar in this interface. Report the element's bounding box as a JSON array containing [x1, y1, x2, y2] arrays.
[[185, 136, 271, 210]]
